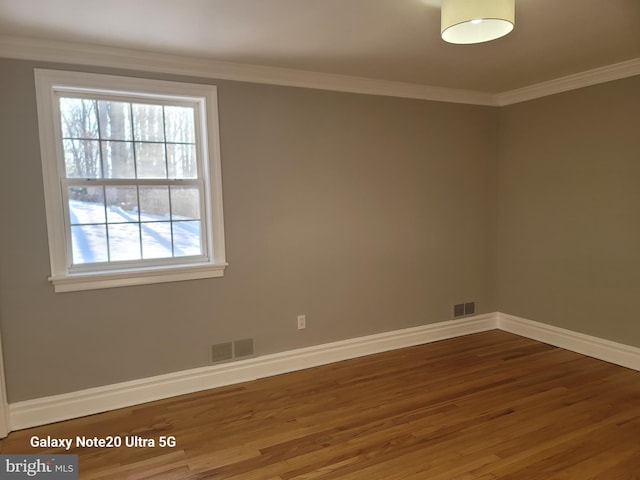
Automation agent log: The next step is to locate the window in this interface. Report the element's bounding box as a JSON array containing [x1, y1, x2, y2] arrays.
[[35, 70, 226, 292]]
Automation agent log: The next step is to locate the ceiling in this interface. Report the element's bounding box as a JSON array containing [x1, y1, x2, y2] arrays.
[[0, 0, 638, 93]]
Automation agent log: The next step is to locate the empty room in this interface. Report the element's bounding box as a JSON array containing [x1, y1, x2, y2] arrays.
[[0, 0, 639, 478]]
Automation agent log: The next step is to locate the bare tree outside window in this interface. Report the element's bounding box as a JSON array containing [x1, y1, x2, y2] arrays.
[[35, 70, 226, 292], [59, 96, 202, 265]]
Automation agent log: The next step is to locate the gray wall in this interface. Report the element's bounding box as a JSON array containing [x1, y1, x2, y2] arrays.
[[0, 59, 498, 402], [497, 76, 640, 347]]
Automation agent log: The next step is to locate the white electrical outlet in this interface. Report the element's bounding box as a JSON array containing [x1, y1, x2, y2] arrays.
[[297, 314, 306, 330]]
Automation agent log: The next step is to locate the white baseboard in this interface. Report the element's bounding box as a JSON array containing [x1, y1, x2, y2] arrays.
[[10, 312, 640, 431], [9, 313, 496, 431], [498, 313, 640, 371]]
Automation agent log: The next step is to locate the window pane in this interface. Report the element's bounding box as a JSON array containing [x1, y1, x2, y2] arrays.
[[106, 186, 138, 223], [60, 98, 99, 139], [135, 142, 167, 178], [108, 223, 141, 261], [167, 144, 197, 179], [170, 186, 200, 220], [173, 221, 201, 257], [165, 106, 195, 143], [139, 186, 170, 220], [71, 225, 108, 264], [132, 104, 164, 142], [102, 141, 135, 179], [64, 139, 102, 178], [97, 100, 132, 140], [68, 186, 105, 224], [141, 222, 173, 259]]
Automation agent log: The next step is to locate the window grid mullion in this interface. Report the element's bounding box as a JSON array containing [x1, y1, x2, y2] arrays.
[[102, 185, 112, 262], [127, 102, 145, 261], [69, 219, 177, 227], [62, 179, 199, 187], [162, 105, 170, 179], [93, 102, 112, 263], [61, 137, 195, 147], [129, 102, 139, 180], [136, 186, 143, 260], [161, 105, 176, 257], [93, 99, 105, 179], [168, 185, 175, 258]]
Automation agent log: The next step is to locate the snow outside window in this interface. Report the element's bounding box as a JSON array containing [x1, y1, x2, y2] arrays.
[[35, 70, 227, 292]]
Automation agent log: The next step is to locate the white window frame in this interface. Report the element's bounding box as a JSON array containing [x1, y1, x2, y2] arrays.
[[34, 69, 227, 293]]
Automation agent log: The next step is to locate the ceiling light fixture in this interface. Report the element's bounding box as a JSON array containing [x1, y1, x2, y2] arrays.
[[441, 0, 515, 44]]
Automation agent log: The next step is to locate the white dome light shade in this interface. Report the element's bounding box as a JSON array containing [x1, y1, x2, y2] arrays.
[[441, 0, 515, 44]]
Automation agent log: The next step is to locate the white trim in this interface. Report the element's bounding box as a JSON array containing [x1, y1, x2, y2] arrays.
[[49, 263, 227, 293], [498, 313, 640, 371], [8, 311, 640, 431], [0, 35, 494, 106], [495, 59, 640, 106], [2, 35, 638, 106], [34, 69, 227, 292], [9, 313, 496, 430], [0, 328, 11, 438]]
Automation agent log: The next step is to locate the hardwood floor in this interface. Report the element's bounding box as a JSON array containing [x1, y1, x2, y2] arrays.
[[2, 330, 640, 479]]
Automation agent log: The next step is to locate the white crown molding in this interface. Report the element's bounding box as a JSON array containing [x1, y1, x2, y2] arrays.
[[498, 313, 640, 371], [1, 35, 637, 107], [9, 313, 496, 430], [495, 58, 640, 106], [0, 35, 494, 106]]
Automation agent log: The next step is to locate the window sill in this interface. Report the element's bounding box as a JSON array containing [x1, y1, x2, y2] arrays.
[[49, 263, 228, 293]]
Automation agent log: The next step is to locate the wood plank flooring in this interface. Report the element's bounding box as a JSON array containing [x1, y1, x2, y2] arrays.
[[2, 330, 640, 479]]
